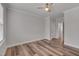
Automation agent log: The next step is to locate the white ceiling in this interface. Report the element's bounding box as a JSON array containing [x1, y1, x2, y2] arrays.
[[6, 3, 79, 18]]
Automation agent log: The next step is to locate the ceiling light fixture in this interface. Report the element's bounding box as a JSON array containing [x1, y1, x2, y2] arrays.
[[38, 3, 53, 12], [45, 7, 49, 12]]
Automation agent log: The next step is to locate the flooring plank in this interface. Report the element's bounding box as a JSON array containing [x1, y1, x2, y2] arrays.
[[64, 47, 79, 56], [37, 40, 63, 56], [29, 42, 50, 56], [5, 39, 79, 56], [35, 42, 59, 56], [19, 45, 32, 56], [43, 40, 76, 56], [23, 44, 36, 56], [17, 45, 25, 56], [5, 48, 12, 56]]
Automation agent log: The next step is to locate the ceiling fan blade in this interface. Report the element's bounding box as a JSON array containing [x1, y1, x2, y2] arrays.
[[37, 3, 53, 12], [37, 7, 44, 9]]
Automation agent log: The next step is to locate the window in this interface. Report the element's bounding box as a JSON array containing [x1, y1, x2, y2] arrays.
[[0, 4, 3, 42]]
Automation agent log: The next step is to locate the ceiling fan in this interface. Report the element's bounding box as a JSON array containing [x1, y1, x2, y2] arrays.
[[38, 3, 53, 12]]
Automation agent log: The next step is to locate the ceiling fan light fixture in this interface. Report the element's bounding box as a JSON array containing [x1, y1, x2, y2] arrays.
[[45, 7, 49, 12], [37, 3, 52, 12]]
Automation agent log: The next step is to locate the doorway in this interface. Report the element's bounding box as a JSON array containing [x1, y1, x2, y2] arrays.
[[50, 17, 64, 48]]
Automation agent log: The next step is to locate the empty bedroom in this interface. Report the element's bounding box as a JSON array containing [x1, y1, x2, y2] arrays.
[[0, 3, 79, 56]]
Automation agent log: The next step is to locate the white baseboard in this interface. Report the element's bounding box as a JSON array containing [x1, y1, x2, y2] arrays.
[[0, 39, 7, 56], [0, 39, 5, 47], [7, 38, 46, 48], [64, 42, 79, 49], [2, 47, 7, 56]]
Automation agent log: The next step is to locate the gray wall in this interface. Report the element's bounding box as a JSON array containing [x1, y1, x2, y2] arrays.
[[50, 17, 57, 38], [7, 8, 45, 47], [64, 7, 79, 48], [44, 16, 51, 39]]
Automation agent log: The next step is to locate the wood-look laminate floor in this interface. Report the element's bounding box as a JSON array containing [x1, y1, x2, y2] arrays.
[[5, 39, 79, 56]]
